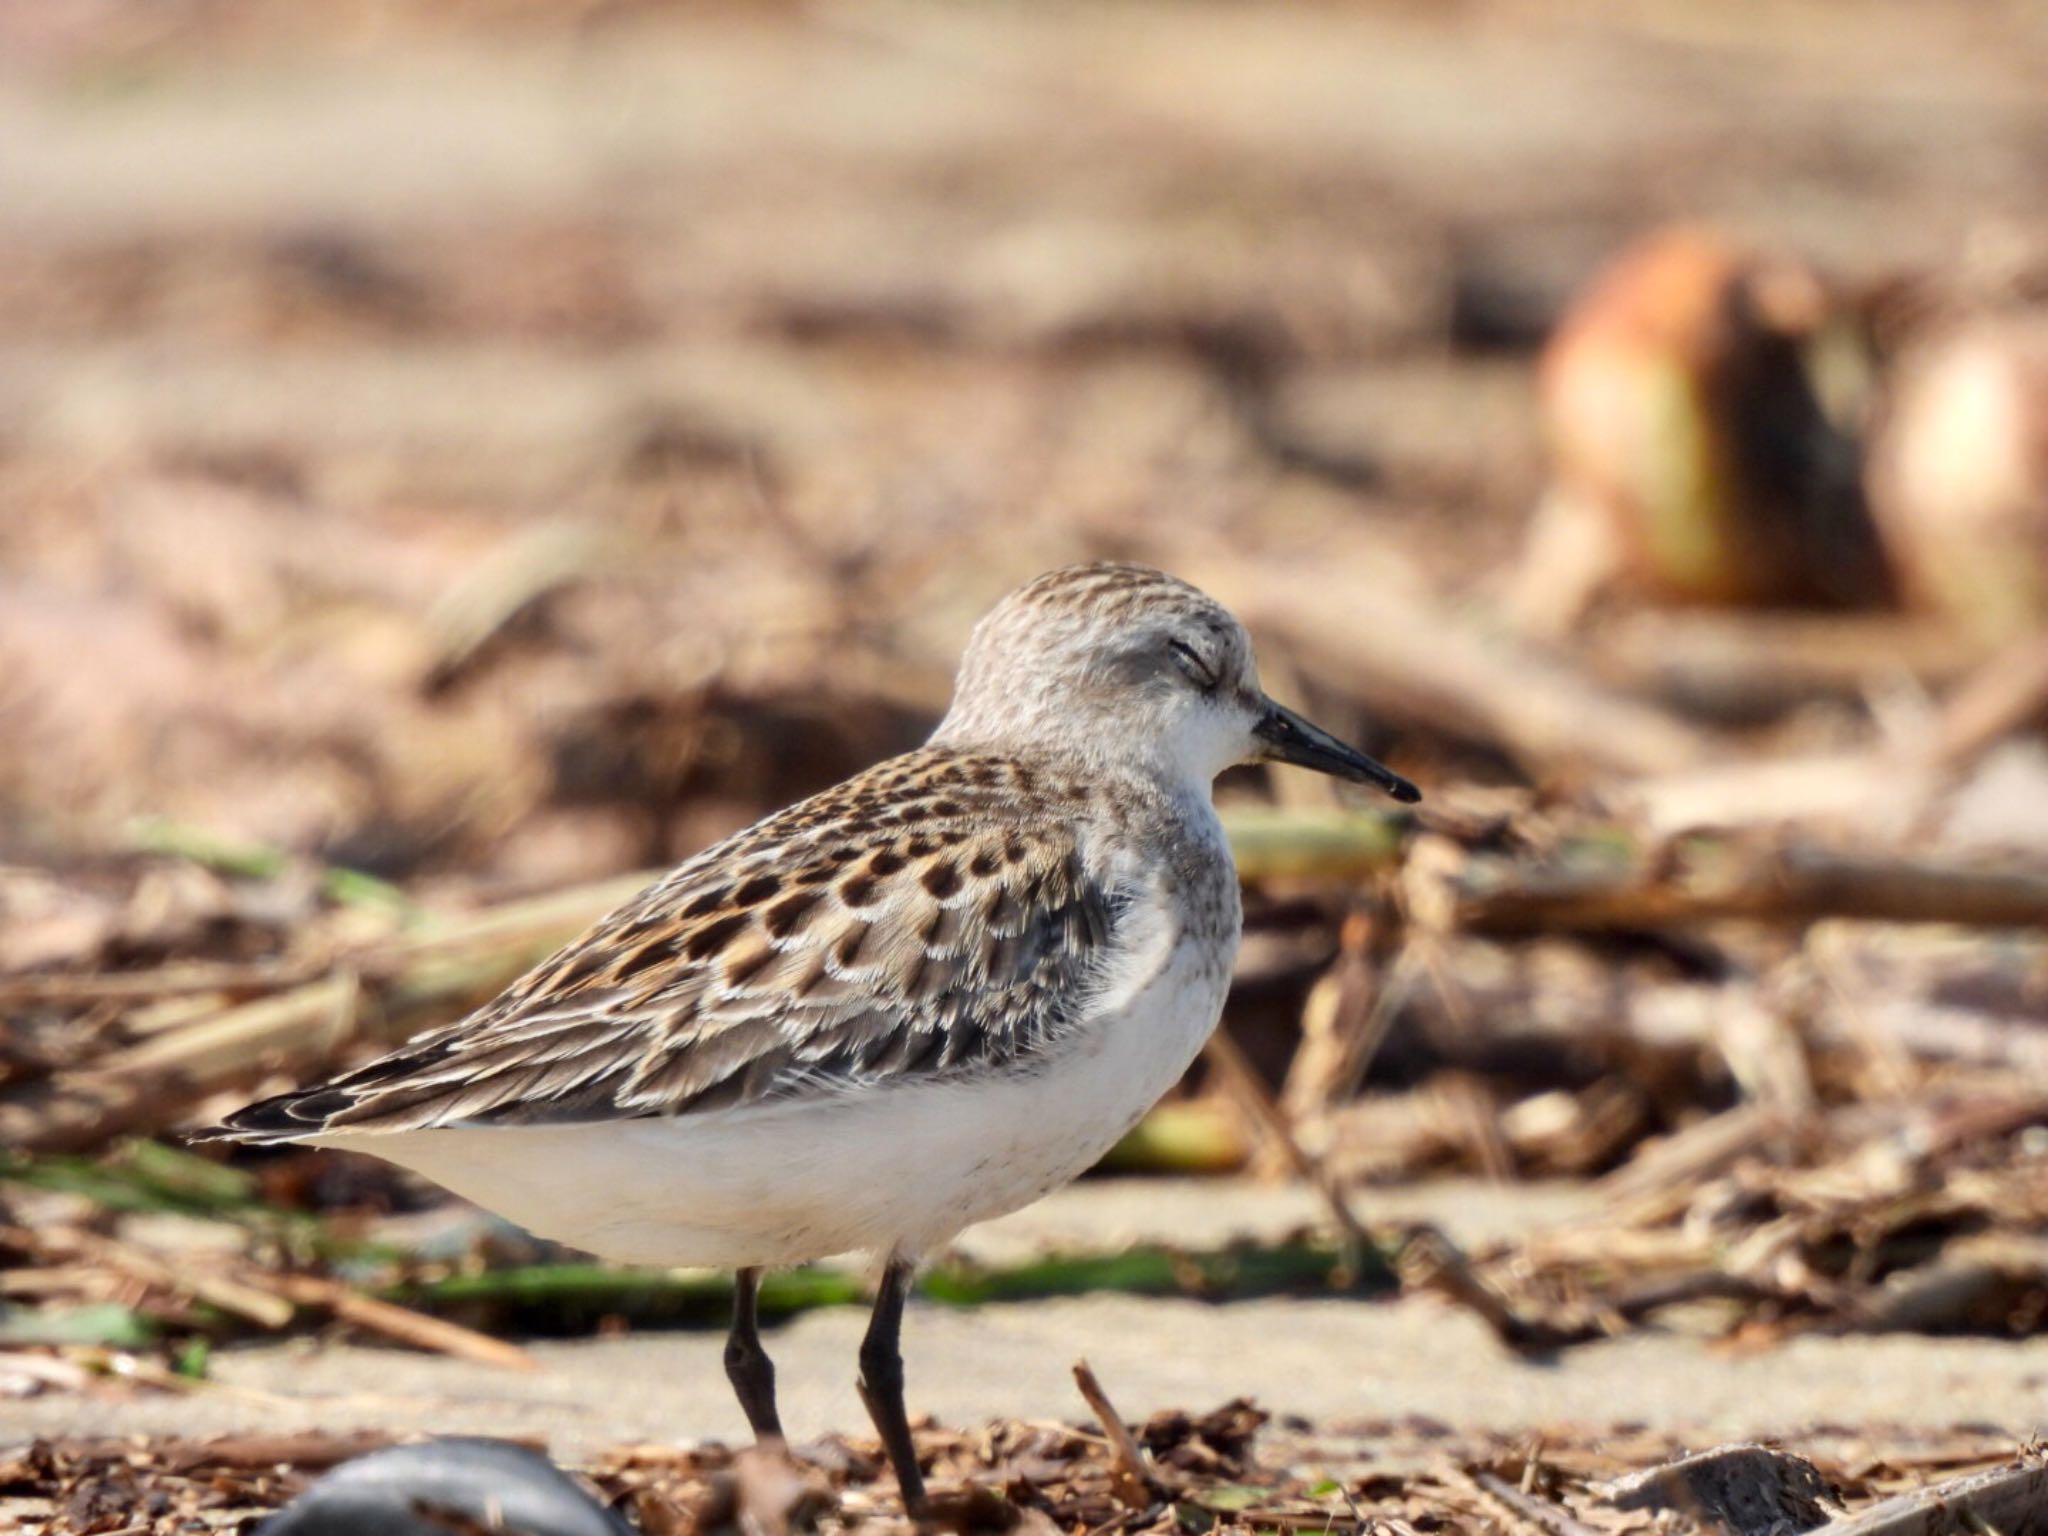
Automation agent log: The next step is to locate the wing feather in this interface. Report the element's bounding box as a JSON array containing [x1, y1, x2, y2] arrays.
[[207, 751, 1124, 1140]]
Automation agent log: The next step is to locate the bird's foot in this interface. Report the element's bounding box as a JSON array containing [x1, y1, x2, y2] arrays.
[[728, 1439, 835, 1536], [900, 1483, 1017, 1531]]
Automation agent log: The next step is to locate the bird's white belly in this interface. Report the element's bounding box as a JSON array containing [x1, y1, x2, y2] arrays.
[[318, 934, 1227, 1268]]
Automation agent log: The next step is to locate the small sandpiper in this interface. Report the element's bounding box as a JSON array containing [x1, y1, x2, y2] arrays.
[[203, 563, 1419, 1511]]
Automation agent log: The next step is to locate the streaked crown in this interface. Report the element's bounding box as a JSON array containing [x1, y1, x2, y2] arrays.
[[931, 563, 1260, 780]]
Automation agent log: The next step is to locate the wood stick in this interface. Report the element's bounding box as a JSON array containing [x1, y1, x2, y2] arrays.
[[1818, 997, 2048, 1074], [7, 803, 1399, 1157], [1469, 1470, 1605, 1536], [1928, 626, 2048, 767], [0, 1074, 164, 1157], [1388, 1223, 1584, 1351], [1070, 1359, 1158, 1509], [1210, 553, 1717, 779], [1590, 610, 1983, 720], [161, 1431, 402, 1473], [2, 872, 661, 1154], [1625, 629, 2048, 831], [1443, 844, 2048, 934], [1277, 912, 1397, 1137], [0, 959, 321, 1006], [1219, 806, 1408, 883], [1621, 751, 1928, 838], [1200, 1028, 1380, 1270], [1594, 1105, 1786, 1209], [2, 1225, 295, 1330], [384, 871, 657, 962], [260, 1272, 538, 1372], [97, 976, 360, 1084], [1819, 1458, 2048, 1536]]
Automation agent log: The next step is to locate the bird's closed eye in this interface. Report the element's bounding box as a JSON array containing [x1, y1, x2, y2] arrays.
[[1168, 639, 1219, 690]]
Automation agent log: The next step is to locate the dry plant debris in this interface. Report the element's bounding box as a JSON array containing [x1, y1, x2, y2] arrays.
[[0, 1409, 2036, 1536], [5, 731, 2048, 1378]]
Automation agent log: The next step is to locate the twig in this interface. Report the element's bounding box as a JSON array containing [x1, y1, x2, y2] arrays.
[[0, 1075, 174, 1157], [1590, 610, 1983, 720], [1622, 750, 1928, 837], [1594, 1105, 1788, 1209], [1818, 997, 2048, 1075], [1389, 1224, 1586, 1352], [1442, 843, 2048, 934], [98, 976, 360, 1084], [0, 959, 321, 1006], [1, 871, 659, 1154], [1277, 913, 1397, 1135], [1201, 1028, 1382, 1278], [1219, 807, 1408, 883], [260, 1272, 538, 1372], [1428, 1073, 1517, 1183], [3, 1225, 295, 1330], [1468, 1469, 1604, 1536], [1929, 626, 2048, 768], [1802, 1458, 2039, 1536], [7, 801, 1402, 1159], [161, 1432, 402, 1473], [384, 871, 657, 963], [1210, 551, 1717, 779], [422, 521, 609, 692], [1070, 1360, 1159, 1509], [1601, 1270, 1769, 1323]]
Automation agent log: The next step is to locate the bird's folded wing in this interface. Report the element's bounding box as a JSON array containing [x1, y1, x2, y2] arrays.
[[208, 757, 1123, 1139]]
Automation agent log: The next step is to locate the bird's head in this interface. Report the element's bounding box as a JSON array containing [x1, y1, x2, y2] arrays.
[[933, 563, 1420, 803]]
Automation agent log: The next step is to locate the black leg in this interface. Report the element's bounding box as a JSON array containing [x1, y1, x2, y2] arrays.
[[724, 1267, 784, 1441], [856, 1258, 926, 1512]]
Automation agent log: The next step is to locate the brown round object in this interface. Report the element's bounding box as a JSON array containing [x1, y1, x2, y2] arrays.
[[1538, 225, 1886, 609], [1867, 314, 2048, 637]]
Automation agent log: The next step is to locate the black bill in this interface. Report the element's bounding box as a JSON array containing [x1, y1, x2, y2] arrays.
[[1254, 701, 1421, 803]]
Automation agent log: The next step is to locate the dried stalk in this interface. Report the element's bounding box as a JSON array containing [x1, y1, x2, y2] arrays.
[[1442, 844, 2048, 934], [1070, 1360, 1158, 1509], [2, 873, 659, 1155], [1200, 1028, 1379, 1269], [1467, 1469, 1604, 1536], [1928, 626, 2048, 767], [1821, 1458, 2048, 1536], [0, 1225, 294, 1331], [1591, 611, 1983, 720], [261, 1272, 538, 1372], [1212, 553, 1716, 779]]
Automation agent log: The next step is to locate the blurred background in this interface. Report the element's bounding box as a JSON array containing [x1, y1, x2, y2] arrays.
[[4, 0, 2048, 1483]]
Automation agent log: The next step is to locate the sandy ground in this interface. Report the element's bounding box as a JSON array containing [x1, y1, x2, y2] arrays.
[[10, 1180, 2045, 1454]]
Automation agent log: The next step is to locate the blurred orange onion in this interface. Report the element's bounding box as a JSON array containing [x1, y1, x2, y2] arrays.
[[1536, 225, 1884, 611]]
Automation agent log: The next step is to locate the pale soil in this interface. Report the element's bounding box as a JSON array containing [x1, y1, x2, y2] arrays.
[[8, 1181, 2044, 1455]]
